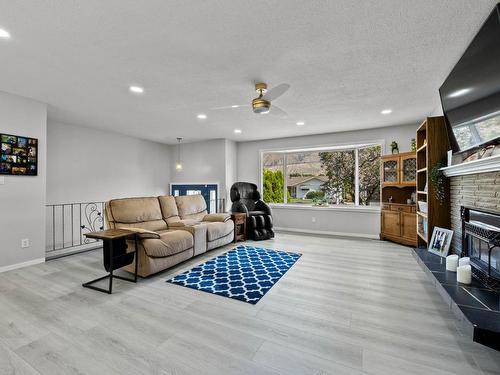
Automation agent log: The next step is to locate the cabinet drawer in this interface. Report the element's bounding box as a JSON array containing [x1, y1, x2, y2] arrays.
[[390, 205, 413, 213]]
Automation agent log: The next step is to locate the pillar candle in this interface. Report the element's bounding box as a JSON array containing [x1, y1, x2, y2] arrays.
[[446, 254, 459, 272], [457, 265, 472, 285], [459, 257, 470, 267]]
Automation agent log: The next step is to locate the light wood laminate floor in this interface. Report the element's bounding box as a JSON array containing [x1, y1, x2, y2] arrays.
[[1, 233, 499, 375]]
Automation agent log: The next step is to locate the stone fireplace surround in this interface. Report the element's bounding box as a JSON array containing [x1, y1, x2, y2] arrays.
[[450, 171, 500, 255]]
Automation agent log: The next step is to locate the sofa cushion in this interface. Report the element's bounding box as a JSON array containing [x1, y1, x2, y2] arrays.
[[158, 195, 181, 224], [206, 220, 234, 242], [141, 230, 194, 258], [175, 195, 208, 221], [109, 197, 162, 223], [107, 197, 168, 232]]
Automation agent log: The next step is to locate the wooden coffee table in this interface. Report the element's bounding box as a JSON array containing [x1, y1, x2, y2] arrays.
[[82, 229, 139, 294]]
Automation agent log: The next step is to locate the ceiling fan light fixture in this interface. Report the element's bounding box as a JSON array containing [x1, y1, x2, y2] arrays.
[[252, 82, 271, 114], [252, 97, 271, 114]]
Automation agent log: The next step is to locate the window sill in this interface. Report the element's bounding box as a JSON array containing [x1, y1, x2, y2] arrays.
[[269, 204, 381, 213]]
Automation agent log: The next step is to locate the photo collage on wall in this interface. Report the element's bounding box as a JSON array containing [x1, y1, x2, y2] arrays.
[[0, 133, 38, 176]]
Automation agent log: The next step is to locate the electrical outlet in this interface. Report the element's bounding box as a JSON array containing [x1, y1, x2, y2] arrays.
[[311, 217, 316, 223], [21, 239, 30, 248]]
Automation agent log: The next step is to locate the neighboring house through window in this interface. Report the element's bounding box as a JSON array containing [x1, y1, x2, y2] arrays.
[[261, 143, 382, 206]]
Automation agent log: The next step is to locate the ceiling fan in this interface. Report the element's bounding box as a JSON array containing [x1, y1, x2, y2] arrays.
[[212, 82, 290, 118]]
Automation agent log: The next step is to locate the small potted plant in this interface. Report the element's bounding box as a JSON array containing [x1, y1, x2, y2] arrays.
[[390, 141, 399, 154]]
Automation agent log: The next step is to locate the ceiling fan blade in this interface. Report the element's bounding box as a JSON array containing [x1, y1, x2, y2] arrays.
[[271, 104, 288, 118], [210, 104, 248, 111], [263, 83, 290, 101]]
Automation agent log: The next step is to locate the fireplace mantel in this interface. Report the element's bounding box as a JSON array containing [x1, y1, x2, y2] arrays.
[[441, 154, 500, 177]]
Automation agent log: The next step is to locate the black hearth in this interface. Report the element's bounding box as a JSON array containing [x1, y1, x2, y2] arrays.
[[461, 206, 500, 290]]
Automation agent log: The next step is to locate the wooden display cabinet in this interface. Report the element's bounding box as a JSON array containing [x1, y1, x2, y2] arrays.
[[380, 152, 417, 246], [382, 152, 417, 187]]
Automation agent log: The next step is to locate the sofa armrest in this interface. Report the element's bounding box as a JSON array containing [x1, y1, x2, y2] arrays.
[[173, 223, 208, 256], [203, 213, 231, 222], [168, 219, 201, 227], [118, 227, 160, 239]]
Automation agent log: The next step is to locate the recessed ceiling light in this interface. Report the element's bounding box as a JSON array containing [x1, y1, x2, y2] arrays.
[[296, 121, 305, 126], [234, 129, 242, 134], [449, 88, 471, 98], [129, 85, 144, 94], [197, 114, 207, 119], [0, 28, 11, 39], [381, 109, 392, 115], [231, 105, 239, 108]]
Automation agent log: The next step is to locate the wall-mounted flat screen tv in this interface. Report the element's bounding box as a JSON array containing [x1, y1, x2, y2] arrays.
[[439, 4, 500, 153]]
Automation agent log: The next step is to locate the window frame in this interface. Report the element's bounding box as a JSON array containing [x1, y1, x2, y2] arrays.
[[259, 140, 385, 208]]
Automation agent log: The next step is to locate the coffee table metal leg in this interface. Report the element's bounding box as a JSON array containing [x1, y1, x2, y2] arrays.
[[83, 237, 137, 294], [134, 234, 139, 282], [108, 240, 113, 294]]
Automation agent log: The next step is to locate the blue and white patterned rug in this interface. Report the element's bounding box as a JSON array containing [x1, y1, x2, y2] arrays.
[[166, 245, 301, 304]]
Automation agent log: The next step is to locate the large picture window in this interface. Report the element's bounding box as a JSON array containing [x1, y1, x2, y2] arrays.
[[261, 143, 381, 207]]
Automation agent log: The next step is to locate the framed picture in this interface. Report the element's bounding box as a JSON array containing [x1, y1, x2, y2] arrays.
[[0, 133, 38, 176], [429, 227, 454, 257]]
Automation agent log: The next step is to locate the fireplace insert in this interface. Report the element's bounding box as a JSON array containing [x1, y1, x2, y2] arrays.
[[461, 206, 500, 290]]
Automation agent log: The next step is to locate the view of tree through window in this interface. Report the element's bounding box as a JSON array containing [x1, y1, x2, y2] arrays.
[[262, 153, 286, 203], [262, 144, 381, 206], [358, 145, 382, 205], [319, 150, 355, 205]]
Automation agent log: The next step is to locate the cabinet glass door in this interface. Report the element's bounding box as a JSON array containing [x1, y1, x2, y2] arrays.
[[401, 156, 416, 184], [382, 159, 399, 184]]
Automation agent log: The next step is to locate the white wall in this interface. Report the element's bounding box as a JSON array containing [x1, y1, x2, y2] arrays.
[[169, 138, 230, 208], [225, 139, 238, 204], [47, 122, 171, 204], [236, 123, 418, 238], [0, 91, 47, 270]]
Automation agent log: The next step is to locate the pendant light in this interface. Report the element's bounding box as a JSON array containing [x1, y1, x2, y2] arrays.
[[175, 137, 183, 171]]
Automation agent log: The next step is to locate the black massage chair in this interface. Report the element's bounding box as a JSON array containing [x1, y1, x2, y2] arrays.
[[230, 182, 274, 241]]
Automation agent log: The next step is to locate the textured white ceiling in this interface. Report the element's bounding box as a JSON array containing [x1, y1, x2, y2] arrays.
[[0, 0, 497, 143]]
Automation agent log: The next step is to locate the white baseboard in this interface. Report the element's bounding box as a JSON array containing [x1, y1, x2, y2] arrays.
[[0, 257, 45, 273], [274, 227, 379, 240]]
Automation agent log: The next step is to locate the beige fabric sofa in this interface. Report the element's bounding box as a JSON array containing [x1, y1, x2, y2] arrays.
[[105, 195, 234, 277], [167, 195, 234, 251]]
